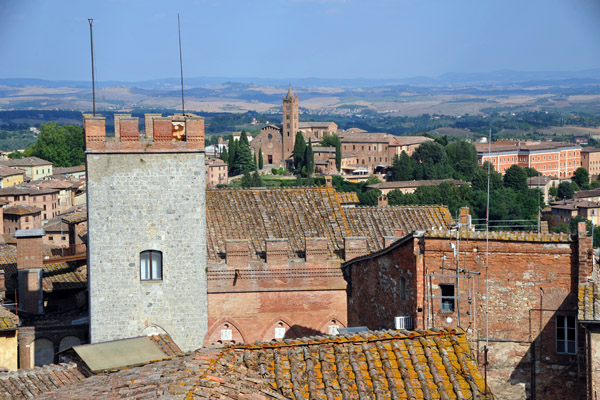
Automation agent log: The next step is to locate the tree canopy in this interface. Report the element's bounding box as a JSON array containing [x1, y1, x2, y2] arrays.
[[24, 122, 84, 167], [293, 132, 306, 171]]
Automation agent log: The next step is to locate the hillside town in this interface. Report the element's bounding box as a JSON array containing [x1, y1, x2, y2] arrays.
[[1, 0, 600, 397], [0, 89, 597, 399]]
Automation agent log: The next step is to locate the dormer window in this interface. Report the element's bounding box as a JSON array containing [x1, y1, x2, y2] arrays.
[[140, 250, 162, 281]]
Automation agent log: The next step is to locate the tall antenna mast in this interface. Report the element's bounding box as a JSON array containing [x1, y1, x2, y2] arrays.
[[178, 13, 185, 116], [484, 127, 491, 395], [88, 19, 96, 116]]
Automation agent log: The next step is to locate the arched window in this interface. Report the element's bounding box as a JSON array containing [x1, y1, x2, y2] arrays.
[[140, 250, 162, 281]]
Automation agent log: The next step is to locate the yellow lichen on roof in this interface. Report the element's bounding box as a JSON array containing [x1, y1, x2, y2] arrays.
[[0, 306, 18, 331]]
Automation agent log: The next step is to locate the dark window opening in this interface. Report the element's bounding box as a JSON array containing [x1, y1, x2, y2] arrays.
[[556, 315, 576, 354], [440, 283, 454, 312], [140, 250, 163, 281]]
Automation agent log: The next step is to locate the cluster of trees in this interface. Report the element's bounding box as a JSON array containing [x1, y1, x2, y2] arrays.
[[219, 130, 265, 188], [292, 132, 315, 177], [390, 139, 480, 182], [9, 122, 84, 167], [387, 163, 543, 229]]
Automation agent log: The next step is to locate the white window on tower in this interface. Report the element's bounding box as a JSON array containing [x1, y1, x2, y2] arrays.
[[140, 250, 163, 281]]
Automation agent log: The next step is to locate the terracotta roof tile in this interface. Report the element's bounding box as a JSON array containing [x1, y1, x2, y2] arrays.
[[207, 187, 450, 263], [0, 363, 87, 399], [0, 252, 87, 293], [0, 306, 18, 331], [37, 328, 492, 399], [346, 206, 455, 252]]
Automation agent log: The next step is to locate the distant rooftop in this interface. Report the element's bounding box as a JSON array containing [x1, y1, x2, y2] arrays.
[[2, 156, 52, 167]]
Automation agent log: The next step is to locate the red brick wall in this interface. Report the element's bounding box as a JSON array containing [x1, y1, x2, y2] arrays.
[[17, 235, 43, 270], [119, 118, 139, 142], [205, 289, 347, 346], [344, 233, 589, 399]]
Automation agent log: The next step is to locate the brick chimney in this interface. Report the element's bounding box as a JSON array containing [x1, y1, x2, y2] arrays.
[[15, 229, 45, 315], [459, 207, 471, 231], [377, 195, 388, 206], [344, 237, 368, 261], [577, 221, 593, 285], [305, 237, 328, 265], [324, 176, 332, 188], [225, 240, 250, 267], [266, 239, 289, 266]]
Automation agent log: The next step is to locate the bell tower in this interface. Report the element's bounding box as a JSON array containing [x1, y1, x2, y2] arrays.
[[282, 86, 299, 160]]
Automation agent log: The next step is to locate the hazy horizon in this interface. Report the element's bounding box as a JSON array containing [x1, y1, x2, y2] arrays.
[[1, 0, 600, 83]]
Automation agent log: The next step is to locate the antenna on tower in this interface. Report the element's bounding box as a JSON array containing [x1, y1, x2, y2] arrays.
[[88, 19, 96, 116], [178, 13, 185, 116]]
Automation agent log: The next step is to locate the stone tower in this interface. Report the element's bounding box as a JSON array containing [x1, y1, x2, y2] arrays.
[[282, 86, 299, 160], [84, 113, 207, 352]]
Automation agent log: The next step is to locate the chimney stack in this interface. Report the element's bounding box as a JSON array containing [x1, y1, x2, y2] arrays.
[[305, 237, 328, 265], [225, 240, 249, 267], [266, 239, 289, 266], [15, 229, 45, 315], [344, 237, 368, 261], [459, 207, 471, 231]]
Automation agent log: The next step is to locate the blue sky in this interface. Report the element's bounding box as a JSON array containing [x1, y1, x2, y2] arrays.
[[1, 0, 599, 82]]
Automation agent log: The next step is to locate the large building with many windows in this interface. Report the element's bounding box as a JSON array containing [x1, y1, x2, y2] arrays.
[[475, 141, 581, 177]]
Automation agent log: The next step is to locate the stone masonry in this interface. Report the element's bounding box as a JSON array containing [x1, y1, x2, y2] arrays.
[[85, 114, 207, 352]]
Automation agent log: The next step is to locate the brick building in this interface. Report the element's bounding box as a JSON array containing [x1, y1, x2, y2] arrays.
[[581, 147, 600, 179], [85, 112, 207, 352], [250, 87, 338, 167], [205, 158, 228, 187], [550, 199, 600, 227], [3, 205, 42, 233], [0, 186, 59, 221], [204, 186, 455, 346], [475, 141, 582, 177], [338, 131, 432, 172], [342, 219, 593, 400]]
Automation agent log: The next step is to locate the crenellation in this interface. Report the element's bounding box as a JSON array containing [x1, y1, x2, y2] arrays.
[[83, 113, 205, 153]]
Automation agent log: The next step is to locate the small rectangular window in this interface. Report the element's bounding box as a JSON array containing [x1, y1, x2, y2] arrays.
[[140, 250, 163, 281], [556, 315, 576, 354], [440, 284, 455, 312], [399, 276, 406, 301]]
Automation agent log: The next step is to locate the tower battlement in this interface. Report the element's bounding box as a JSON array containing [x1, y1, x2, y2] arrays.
[[83, 113, 205, 153]]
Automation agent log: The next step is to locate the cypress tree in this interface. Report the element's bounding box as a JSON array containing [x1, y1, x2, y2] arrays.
[[293, 132, 306, 171], [305, 138, 314, 177], [234, 130, 254, 175], [220, 147, 228, 163], [335, 140, 341, 172], [258, 148, 264, 170], [227, 135, 237, 174]]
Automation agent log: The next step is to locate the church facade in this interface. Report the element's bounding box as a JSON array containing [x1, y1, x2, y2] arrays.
[[250, 87, 337, 167]]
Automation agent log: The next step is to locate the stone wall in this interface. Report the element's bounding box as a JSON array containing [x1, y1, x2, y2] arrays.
[[87, 152, 207, 352]]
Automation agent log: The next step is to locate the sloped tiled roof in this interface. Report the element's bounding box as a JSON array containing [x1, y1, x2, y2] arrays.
[[206, 187, 453, 262], [0, 363, 87, 399], [346, 206, 455, 252], [0, 306, 18, 331], [37, 328, 491, 400], [0, 252, 86, 293], [2, 157, 52, 167], [61, 211, 87, 224], [206, 187, 352, 261]]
